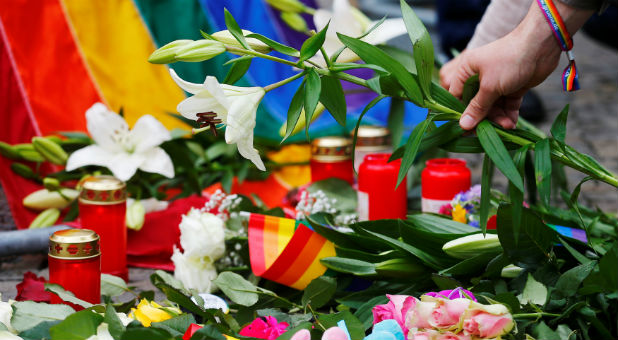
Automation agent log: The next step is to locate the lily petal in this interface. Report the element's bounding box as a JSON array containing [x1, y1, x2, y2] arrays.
[[86, 103, 127, 153], [169, 69, 205, 95], [130, 114, 172, 153], [224, 88, 264, 144], [177, 95, 229, 120], [362, 18, 408, 46], [139, 147, 175, 178], [106, 152, 146, 181], [236, 139, 265, 171], [65, 145, 114, 171]]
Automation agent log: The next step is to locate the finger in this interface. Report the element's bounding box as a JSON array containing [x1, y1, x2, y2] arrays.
[[460, 85, 501, 130], [439, 59, 457, 88], [487, 99, 515, 130], [447, 54, 478, 99], [503, 94, 524, 128]]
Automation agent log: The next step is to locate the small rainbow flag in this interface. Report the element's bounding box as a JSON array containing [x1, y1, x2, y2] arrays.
[[247, 213, 336, 290]]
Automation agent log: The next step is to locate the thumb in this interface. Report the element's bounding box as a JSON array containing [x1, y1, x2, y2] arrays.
[[460, 86, 500, 130]]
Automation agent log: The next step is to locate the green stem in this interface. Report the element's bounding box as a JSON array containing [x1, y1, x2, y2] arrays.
[[225, 46, 298, 67], [513, 312, 561, 318], [319, 47, 332, 68], [264, 71, 306, 92]]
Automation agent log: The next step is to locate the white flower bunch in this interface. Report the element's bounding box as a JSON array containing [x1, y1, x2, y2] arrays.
[[295, 190, 337, 220], [203, 189, 242, 221]]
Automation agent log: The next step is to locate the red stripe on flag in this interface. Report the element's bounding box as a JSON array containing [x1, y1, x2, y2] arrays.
[[248, 213, 267, 275], [275, 230, 326, 286]]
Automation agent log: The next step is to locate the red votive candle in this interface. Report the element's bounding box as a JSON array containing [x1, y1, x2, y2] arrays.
[[421, 158, 471, 213], [79, 176, 128, 281], [357, 153, 407, 221], [352, 126, 392, 173], [48, 229, 101, 308], [310, 137, 354, 184]]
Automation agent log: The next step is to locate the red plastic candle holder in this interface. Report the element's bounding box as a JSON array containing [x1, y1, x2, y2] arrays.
[[421, 158, 471, 213], [357, 153, 407, 221], [48, 229, 101, 309], [79, 176, 128, 281]]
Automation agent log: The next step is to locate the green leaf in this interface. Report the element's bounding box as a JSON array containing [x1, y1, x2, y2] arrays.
[[351, 96, 388, 171], [104, 304, 126, 340], [49, 310, 103, 340], [213, 272, 259, 306], [223, 9, 250, 50], [397, 117, 432, 187], [307, 178, 357, 213], [581, 243, 618, 294], [44, 283, 94, 308], [497, 204, 558, 268], [223, 57, 251, 85], [509, 145, 529, 241], [480, 154, 493, 233], [299, 22, 329, 62], [11, 301, 74, 333], [151, 270, 187, 293], [400, 0, 434, 100], [406, 213, 478, 234], [18, 321, 59, 340], [246, 33, 300, 57], [152, 314, 197, 337], [317, 311, 365, 340], [337, 34, 423, 105], [554, 260, 597, 298], [476, 120, 524, 192], [329, 63, 387, 73], [439, 252, 496, 275], [319, 75, 346, 126], [277, 322, 314, 340], [189, 325, 226, 340], [532, 322, 559, 340], [353, 295, 388, 330], [304, 69, 322, 138], [388, 98, 405, 148], [518, 273, 548, 306], [461, 75, 480, 106], [283, 80, 306, 141], [431, 82, 465, 112], [101, 274, 129, 297], [534, 139, 552, 207], [550, 104, 569, 143], [121, 327, 175, 340], [320, 257, 377, 276], [302, 276, 337, 308]]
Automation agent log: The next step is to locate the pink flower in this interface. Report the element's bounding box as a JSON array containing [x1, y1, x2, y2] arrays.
[[462, 302, 514, 338], [424, 288, 477, 302], [372, 295, 417, 335], [405, 300, 436, 330], [290, 329, 311, 340], [435, 331, 471, 340], [428, 298, 471, 330], [408, 329, 438, 340], [322, 326, 348, 340], [438, 204, 453, 216], [239, 316, 289, 340]]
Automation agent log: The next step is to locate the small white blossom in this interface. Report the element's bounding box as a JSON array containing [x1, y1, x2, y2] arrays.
[[295, 190, 337, 219]]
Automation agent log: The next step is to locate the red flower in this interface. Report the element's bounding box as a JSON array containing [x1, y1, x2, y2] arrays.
[[15, 271, 52, 302]]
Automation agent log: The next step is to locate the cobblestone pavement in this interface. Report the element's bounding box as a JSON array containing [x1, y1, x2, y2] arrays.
[[1, 22, 616, 300]]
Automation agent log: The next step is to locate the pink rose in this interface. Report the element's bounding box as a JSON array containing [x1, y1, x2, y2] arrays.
[[435, 331, 471, 340], [462, 302, 514, 338], [372, 295, 417, 334], [424, 287, 477, 302], [239, 316, 289, 340], [322, 326, 348, 340], [429, 298, 471, 330], [405, 300, 436, 330], [408, 329, 438, 340], [290, 329, 311, 340]]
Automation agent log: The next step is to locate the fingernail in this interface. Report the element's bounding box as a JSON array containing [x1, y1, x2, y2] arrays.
[[460, 114, 475, 130]]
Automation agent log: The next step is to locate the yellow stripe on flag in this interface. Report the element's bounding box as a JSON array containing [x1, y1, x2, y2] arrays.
[[61, 0, 187, 129], [277, 218, 295, 256], [289, 241, 336, 290]]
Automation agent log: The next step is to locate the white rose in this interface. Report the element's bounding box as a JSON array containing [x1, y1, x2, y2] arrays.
[[0, 295, 15, 334], [178, 209, 226, 260], [85, 323, 114, 340], [0, 331, 23, 340], [171, 249, 219, 293]]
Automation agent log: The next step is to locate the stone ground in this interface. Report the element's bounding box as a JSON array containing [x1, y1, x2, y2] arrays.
[[1, 15, 616, 300]]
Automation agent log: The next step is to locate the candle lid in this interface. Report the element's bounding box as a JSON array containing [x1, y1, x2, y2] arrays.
[[354, 126, 391, 148], [311, 137, 352, 162], [79, 175, 127, 204], [49, 229, 100, 259]]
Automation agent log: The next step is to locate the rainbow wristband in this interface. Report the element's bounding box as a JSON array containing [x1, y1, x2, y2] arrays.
[[536, 0, 580, 91]]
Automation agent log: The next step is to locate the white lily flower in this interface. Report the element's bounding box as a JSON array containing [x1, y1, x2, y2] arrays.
[[312, 0, 408, 65], [169, 69, 266, 170], [66, 103, 174, 181]]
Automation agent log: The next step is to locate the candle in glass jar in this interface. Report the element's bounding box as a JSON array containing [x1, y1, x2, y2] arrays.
[[79, 176, 128, 281], [352, 126, 392, 173], [421, 158, 471, 213], [357, 153, 407, 221], [310, 136, 354, 184], [48, 229, 101, 309]]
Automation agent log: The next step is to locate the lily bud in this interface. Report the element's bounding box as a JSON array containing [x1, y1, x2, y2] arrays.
[[0, 141, 20, 159], [174, 39, 226, 62], [23, 188, 79, 210], [32, 137, 68, 165], [13, 144, 45, 163], [375, 258, 425, 278], [126, 200, 146, 231], [442, 233, 502, 259], [29, 208, 60, 229], [501, 264, 523, 278], [211, 30, 271, 54], [280, 12, 308, 32], [265, 0, 307, 13], [148, 39, 193, 64], [279, 103, 325, 137], [10, 163, 37, 180], [43, 177, 61, 191]]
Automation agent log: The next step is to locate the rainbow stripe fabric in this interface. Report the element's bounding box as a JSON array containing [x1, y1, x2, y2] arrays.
[[536, 0, 580, 92], [247, 213, 336, 290]]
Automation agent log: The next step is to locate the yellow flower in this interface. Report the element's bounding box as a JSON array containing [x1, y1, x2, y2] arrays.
[[128, 299, 180, 327], [452, 204, 467, 223]]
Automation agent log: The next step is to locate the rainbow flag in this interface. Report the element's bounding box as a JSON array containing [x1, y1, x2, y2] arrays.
[[247, 213, 335, 290]]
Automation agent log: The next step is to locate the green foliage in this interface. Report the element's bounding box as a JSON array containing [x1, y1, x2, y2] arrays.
[[49, 310, 103, 340]]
